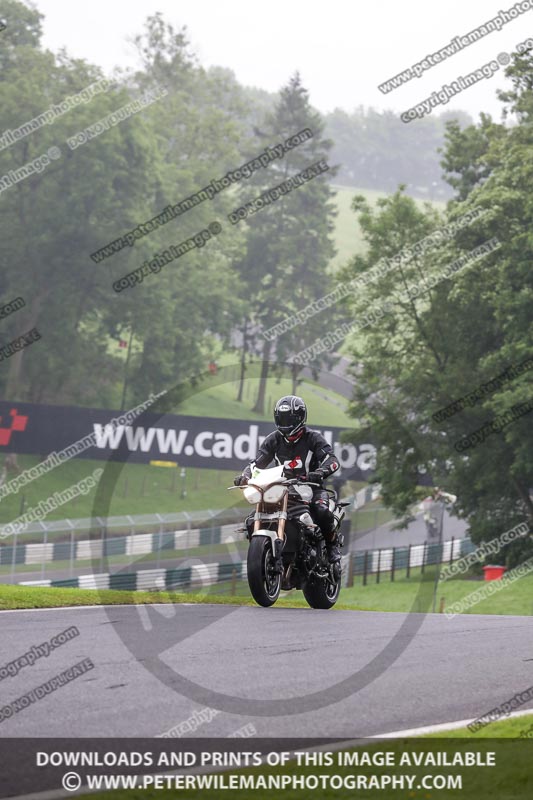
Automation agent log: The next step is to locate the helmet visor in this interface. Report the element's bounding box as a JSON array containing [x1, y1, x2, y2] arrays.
[[275, 409, 300, 433]]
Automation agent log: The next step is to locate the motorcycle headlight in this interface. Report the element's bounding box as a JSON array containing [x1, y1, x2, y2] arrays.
[[263, 484, 287, 504], [243, 485, 261, 504]]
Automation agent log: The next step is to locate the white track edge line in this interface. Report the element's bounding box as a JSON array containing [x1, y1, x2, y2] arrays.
[[0, 603, 202, 614], [369, 707, 533, 738]]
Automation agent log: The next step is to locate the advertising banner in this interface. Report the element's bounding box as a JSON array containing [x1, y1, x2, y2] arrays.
[[0, 401, 377, 480]]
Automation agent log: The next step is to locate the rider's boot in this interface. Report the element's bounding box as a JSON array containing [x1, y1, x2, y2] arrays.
[[325, 533, 342, 564]]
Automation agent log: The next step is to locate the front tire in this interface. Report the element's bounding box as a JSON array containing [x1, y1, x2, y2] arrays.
[[302, 572, 341, 609], [247, 536, 281, 607]]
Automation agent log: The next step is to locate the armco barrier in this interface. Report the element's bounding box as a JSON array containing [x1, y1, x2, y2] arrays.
[[0, 485, 375, 570], [341, 536, 476, 587], [19, 559, 245, 592], [0, 506, 244, 546], [19, 535, 476, 593], [0, 524, 232, 567]]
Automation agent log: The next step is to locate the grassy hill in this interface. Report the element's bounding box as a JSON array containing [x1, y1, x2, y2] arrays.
[[329, 184, 385, 269], [175, 355, 354, 426]]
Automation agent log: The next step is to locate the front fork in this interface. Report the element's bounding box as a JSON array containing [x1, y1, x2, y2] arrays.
[[273, 491, 288, 572], [252, 494, 288, 573]]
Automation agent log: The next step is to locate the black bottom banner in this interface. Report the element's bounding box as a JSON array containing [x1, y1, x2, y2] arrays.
[[0, 737, 531, 799]]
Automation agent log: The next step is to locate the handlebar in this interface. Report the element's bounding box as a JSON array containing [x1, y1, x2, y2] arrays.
[[282, 478, 320, 487], [227, 479, 322, 490]]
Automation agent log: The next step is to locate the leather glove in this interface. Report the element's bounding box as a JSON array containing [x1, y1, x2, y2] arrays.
[[233, 474, 248, 486], [307, 470, 325, 483]]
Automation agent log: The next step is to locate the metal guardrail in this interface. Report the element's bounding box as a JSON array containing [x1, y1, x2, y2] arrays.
[[1, 507, 246, 539], [20, 536, 476, 597], [20, 560, 245, 593], [3, 486, 382, 585], [1, 483, 380, 540], [341, 536, 475, 587], [2, 522, 241, 568]]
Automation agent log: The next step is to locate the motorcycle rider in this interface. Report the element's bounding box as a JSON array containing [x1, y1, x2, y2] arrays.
[[234, 395, 342, 563]]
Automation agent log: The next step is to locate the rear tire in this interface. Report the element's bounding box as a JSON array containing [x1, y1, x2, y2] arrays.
[[247, 536, 281, 607], [302, 573, 341, 609]]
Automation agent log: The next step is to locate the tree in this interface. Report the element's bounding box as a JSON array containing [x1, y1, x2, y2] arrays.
[[0, 0, 155, 407], [440, 113, 506, 201], [0, 5, 247, 408], [229, 73, 337, 413], [338, 48, 533, 563], [108, 14, 249, 405]]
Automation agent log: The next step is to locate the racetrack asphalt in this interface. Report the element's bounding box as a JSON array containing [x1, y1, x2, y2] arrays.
[[0, 602, 531, 738]]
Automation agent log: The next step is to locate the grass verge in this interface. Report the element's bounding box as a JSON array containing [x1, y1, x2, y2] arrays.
[[340, 567, 533, 616], [4, 566, 533, 617], [424, 714, 533, 738], [0, 583, 371, 612]]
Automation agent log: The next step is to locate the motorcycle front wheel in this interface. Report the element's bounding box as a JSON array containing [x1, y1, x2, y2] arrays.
[[247, 536, 281, 607]]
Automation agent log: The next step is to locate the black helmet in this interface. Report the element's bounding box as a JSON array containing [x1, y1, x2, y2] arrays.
[[274, 395, 307, 442]]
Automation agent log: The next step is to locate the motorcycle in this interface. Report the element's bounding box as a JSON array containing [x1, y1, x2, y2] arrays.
[[229, 465, 350, 609]]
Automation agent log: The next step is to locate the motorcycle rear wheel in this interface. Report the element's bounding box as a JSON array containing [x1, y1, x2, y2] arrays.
[[247, 536, 281, 607], [302, 573, 341, 609]]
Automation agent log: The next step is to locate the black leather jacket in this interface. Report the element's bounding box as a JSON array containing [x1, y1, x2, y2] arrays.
[[243, 427, 339, 482]]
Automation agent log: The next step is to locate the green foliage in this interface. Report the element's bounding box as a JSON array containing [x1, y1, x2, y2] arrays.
[[0, 5, 247, 407], [440, 114, 507, 201], [3, 0, 530, 559], [230, 73, 340, 409], [0, 0, 456, 417], [340, 51, 533, 548], [0, 0, 42, 66]]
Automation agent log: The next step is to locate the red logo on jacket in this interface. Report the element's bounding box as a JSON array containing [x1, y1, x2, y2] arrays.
[[285, 456, 303, 470]]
